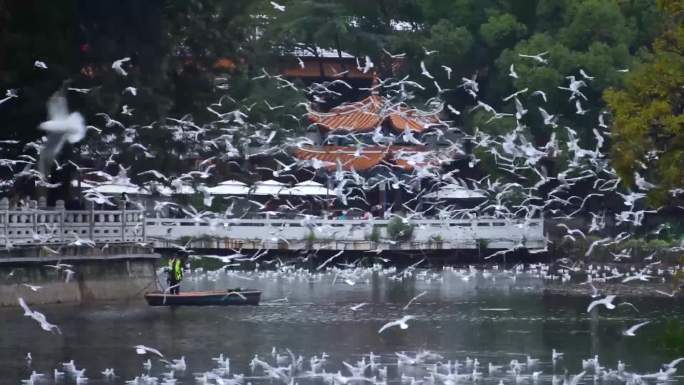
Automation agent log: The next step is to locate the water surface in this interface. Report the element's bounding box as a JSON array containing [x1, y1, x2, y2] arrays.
[[2, 267, 682, 384]]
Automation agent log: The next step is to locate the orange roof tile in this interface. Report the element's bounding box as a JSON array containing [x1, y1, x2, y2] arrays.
[[294, 146, 388, 171], [308, 95, 443, 133], [294, 145, 438, 172]]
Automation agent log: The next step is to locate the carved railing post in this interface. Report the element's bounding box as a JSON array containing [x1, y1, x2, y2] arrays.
[[0, 198, 8, 245], [55, 200, 65, 243], [87, 200, 94, 241], [122, 203, 127, 242]]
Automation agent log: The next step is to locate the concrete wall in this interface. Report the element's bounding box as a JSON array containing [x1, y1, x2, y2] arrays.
[[0, 258, 159, 307]]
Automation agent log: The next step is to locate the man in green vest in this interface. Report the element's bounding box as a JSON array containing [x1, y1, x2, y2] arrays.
[[167, 253, 185, 294]]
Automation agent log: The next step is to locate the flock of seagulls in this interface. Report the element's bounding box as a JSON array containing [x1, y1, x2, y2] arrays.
[[2, 5, 683, 384]]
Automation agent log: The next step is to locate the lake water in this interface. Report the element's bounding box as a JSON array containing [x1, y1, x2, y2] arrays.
[[2, 266, 683, 384]]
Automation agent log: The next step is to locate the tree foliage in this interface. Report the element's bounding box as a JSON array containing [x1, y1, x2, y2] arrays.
[[604, 0, 684, 201], [0, 0, 676, 201]]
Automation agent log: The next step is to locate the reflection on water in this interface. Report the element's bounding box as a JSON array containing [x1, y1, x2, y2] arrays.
[[2, 267, 682, 384]]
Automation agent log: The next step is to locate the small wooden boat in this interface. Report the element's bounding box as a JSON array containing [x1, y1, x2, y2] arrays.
[[145, 289, 261, 306]]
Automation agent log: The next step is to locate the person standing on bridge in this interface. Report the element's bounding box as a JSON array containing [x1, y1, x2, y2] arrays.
[[167, 253, 186, 295]]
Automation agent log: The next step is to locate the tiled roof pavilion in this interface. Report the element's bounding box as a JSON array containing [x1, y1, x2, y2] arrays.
[[296, 90, 447, 172], [307, 94, 444, 134]]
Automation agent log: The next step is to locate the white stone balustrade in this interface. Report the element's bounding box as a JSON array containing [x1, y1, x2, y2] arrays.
[[0, 199, 145, 246], [0, 197, 545, 251], [145, 217, 545, 251]]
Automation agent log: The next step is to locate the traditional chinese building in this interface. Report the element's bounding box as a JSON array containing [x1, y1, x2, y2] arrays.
[[294, 89, 451, 173]]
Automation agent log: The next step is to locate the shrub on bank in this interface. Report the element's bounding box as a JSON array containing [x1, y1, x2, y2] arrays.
[[367, 226, 381, 243], [387, 217, 414, 241]]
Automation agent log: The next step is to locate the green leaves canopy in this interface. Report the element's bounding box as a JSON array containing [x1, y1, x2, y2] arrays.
[[604, 0, 684, 200]]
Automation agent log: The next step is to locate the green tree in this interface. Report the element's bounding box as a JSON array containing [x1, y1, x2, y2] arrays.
[[480, 13, 527, 50], [604, 0, 684, 202]]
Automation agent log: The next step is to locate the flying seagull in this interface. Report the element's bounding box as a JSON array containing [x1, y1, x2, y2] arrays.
[[37, 91, 86, 176], [134, 345, 164, 358], [112, 57, 131, 76], [270, 1, 285, 11], [587, 295, 616, 312], [622, 321, 650, 336], [509, 64, 518, 79], [378, 315, 416, 334]]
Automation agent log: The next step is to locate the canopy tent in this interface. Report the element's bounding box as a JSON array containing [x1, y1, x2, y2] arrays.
[[285, 180, 334, 196], [251, 180, 289, 196], [146, 184, 196, 196], [86, 183, 150, 195], [207, 180, 251, 195], [423, 184, 486, 200]]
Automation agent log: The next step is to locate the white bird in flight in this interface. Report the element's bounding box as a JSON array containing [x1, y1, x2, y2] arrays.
[[22, 284, 42, 292], [18, 298, 61, 334], [518, 51, 549, 64], [134, 345, 164, 358], [622, 321, 650, 336], [538, 107, 558, 127], [34, 60, 48, 69], [270, 1, 285, 12], [37, 91, 86, 174], [403, 291, 427, 310], [531, 90, 547, 103], [579, 69, 594, 80], [378, 315, 416, 334], [112, 57, 131, 76], [420, 61, 434, 79], [587, 295, 616, 312], [0, 88, 18, 105], [441, 65, 452, 79], [663, 357, 684, 369], [509, 64, 518, 79]]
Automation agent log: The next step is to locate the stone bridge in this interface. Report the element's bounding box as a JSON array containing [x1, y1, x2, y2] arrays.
[[146, 217, 545, 252], [0, 198, 546, 257]]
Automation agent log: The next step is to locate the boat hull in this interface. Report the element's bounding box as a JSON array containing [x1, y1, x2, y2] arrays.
[[145, 290, 261, 306]]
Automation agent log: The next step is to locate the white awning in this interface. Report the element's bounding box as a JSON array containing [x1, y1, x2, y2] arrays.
[[88, 183, 150, 195], [251, 180, 289, 196], [423, 184, 486, 199], [208, 180, 251, 195], [286, 180, 334, 196], [143, 184, 195, 196]]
